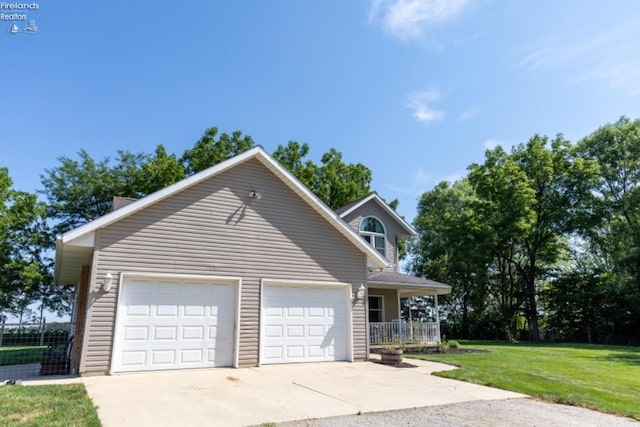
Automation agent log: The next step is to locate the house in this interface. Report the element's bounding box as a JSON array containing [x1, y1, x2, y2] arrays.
[[336, 194, 451, 347], [55, 147, 451, 376]]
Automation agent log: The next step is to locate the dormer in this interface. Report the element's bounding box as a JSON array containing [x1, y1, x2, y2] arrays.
[[336, 194, 414, 271]]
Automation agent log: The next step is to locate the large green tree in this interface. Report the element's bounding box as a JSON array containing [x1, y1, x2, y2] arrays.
[[41, 145, 185, 235], [41, 149, 141, 234], [181, 127, 255, 175], [573, 116, 640, 341], [42, 130, 375, 235], [0, 168, 53, 321], [410, 180, 493, 338], [273, 141, 372, 210]]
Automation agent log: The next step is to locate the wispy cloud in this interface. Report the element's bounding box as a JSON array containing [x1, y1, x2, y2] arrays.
[[406, 89, 444, 125], [369, 0, 468, 41], [413, 168, 434, 186], [458, 107, 481, 121], [413, 168, 462, 187], [516, 20, 640, 94]]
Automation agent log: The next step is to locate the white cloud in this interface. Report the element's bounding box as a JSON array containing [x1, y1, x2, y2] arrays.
[[369, 0, 468, 41], [413, 168, 434, 186], [458, 107, 481, 121], [516, 20, 640, 94], [406, 89, 444, 125]]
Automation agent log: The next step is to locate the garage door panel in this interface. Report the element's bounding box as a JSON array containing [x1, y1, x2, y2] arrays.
[[152, 350, 175, 365], [287, 325, 304, 338], [154, 326, 177, 340], [121, 351, 146, 367], [261, 284, 350, 364], [126, 305, 150, 316], [124, 326, 149, 341], [112, 278, 236, 373]]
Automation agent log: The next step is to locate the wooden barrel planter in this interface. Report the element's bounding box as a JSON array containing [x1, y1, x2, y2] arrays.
[[380, 349, 403, 365]]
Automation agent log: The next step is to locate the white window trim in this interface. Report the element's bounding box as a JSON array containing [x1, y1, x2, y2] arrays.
[[368, 294, 385, 323], [359, 216, 387, 258]]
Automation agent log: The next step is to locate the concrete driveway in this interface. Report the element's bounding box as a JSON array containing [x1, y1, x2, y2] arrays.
[[64, 356, 525, 427]]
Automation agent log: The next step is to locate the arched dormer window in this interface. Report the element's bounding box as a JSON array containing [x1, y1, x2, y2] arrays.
[[359, 217, 386, 257]]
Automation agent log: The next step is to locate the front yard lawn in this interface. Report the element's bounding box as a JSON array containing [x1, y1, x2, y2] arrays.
[[0, 384, 100, 427], [408, 341, 640, 421], [0, 347, 47, 366]]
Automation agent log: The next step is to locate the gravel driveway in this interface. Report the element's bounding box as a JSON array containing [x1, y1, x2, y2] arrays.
[[279, 399, 640, 426]]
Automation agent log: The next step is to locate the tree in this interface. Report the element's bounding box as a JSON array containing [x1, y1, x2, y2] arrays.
[[0, 167, 51, 321], [410, 180, 494, 338], [510, 135, 574, 340], [41, 145, 187, 235], [573, 116, 640, 342], [41, 150, 120, 234], [468, 145, 537, 340], [273, 141, 372, 210], [182, 127, 255, 175], [272, 141, 318, 190], [136, 145, 185, 195]]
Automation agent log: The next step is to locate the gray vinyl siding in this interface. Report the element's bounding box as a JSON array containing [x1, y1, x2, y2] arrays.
[[368, 288, 399, 321], [342, 202, 408, 271], [80, 158, 367, 373]]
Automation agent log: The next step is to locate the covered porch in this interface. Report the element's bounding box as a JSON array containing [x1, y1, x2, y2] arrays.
[[366, 271, 451, 346]]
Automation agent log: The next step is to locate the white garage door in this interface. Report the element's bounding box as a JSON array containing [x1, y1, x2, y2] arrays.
[[261, 284, 350, 364], [112, 277, 236, 373]]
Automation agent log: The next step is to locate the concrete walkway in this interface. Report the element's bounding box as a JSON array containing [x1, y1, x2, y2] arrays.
[[26, 356, 526, 426]]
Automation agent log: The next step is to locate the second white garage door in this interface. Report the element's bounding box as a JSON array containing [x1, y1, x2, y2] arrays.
[[261, 283, 350, 364], [111, 277, 237, 373]]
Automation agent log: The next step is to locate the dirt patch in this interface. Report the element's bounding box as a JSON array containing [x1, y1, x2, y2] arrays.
[[368, 359, 418, 368], [371, 346, 489, 355], [421, 348, 490, 355]]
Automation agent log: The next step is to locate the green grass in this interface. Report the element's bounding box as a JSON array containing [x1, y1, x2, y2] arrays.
[[0, 347, 47, 366], [0, 384, 101, 427], [408, 341, 640, 420]]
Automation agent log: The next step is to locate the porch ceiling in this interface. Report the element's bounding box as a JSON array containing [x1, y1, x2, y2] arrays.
[[54, 241, 93, 285]]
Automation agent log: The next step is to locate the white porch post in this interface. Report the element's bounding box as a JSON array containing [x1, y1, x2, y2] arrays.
[[434, 294, 441, 343], [396, 289, 402, 341]]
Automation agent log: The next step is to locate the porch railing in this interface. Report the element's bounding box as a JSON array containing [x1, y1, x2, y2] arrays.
[[369, 321, 441, 345]]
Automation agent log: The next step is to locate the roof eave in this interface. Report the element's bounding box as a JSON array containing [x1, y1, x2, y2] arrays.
[[367, 280, 452, 295], [58, 146, 390, 271], [338, 194, 415, 236]]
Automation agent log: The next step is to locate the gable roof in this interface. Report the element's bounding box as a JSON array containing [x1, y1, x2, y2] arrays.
[[336, 193, 415, 236], [55, 147, 389, 283]]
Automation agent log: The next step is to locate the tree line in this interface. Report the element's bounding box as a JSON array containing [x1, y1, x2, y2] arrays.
[[3, 117, 639, 346], [1, 127, 375, 323], [409, 116, 640, 345]]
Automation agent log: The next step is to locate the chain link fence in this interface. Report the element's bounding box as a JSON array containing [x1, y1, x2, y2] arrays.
[[0, 320, 75, 382]]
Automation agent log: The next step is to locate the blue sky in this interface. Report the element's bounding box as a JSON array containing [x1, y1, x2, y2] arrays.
[[3, 0, 640, 222]]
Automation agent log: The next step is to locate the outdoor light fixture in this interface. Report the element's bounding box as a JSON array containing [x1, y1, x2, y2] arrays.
[[249, 191, 262, 200], [102, 271, 113, 292], [352, 283, 366, 302]]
